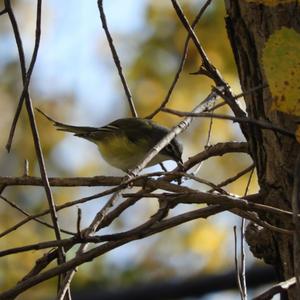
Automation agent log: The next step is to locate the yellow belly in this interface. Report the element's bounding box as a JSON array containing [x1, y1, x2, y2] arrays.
[[96, 135, 150, 171]]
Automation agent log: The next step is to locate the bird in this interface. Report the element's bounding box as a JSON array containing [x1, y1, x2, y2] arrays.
[[37, 109, 183, 172]]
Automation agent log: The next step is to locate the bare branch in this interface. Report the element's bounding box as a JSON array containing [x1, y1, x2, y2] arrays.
[[253, 276, 296, 300], [233, 226, 244, 299], [0, 205, 223, 299], [239, 167, 255, 300], [170, 0, 249, 141], [127, 191, 296, 224], [5, 0, 42, 152], [54, 91, 227, 294], [0, 142, 249, 242], [146, 0, 212, 119], [0, 195, 74, 235], [97, 0, 137, 117], [0, 8, 7, 15], [292, 153, 300, 294], [209, 164, 255, 192], [3, 2, 69, 294], [233, 84, 268, 100], [162, 108, 295, 138], [6, 0, 66, 262], [76, 208, 82, 238]]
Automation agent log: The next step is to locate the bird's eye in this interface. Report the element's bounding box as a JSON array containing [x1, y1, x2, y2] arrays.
[[164, 144, 175, 156]]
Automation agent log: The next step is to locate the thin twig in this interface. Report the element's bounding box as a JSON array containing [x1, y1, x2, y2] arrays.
[[0, 195, 74, 235], [162, 108, 295, 138], [5, 0, 42, 152], [0, 184, 123, 239], [0, 185, 6, 196], [130, 191, 296, 221], [253, 276, 296, 300], [292, 153, 300, 294], [123, 191, 292, 235], [209, 164, 255, 192], [0, 8, 7, 15], [3, 0, 26, 78], [233, 84, 268, 100], [56, 271, 74, 300], [76, 208, 82, 237], [232, 209, 291, 236], [97, 0, 137, 117], [23, 159, 29, 176], [180, 172, 228, 194], [57, 187, 124, 299], [239, 167, 254, 300], [146, 0, 212, 119], [234, 226, 244, 299], [205, 97, 215, 147]]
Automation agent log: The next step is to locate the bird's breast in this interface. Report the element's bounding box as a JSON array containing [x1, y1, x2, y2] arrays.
[[95, 135, 149, 171]]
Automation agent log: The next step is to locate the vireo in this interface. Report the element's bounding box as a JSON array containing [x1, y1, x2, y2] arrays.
[[37, 109, 183, 172]]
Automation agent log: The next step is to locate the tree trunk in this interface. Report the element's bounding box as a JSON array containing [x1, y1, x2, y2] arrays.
[[224, 1, 300, 299]]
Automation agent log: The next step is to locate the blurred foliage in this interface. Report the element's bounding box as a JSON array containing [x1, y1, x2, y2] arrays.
[[0, 1, 258, 298]]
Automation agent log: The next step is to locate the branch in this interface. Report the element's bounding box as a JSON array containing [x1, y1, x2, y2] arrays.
[[128, 191, 296, 226], [162, 108, 295, 138], [0, 200, 169, 258], [292, 153, 300, 294], [0, 195, 74, 235], [146, 0, 212, 119], [209, 164, 254, 192], [10, 142, 250, 283], [253, 276, 296, 300], [130, 91, 219, 176], [0, 140, 249, 187], [3, 2, 69, 294], [170, 0, 249, 138], [233, 226, 244, 299], [97, 0, 137, 117], [0, 142, 249, 241], [0, 205, 222, 299], [56, 99, 240, 294], [0, 8, 7, 15], [53, 91, 223, 295], [5, 0, 42, 152], [184, 141, 249, 171], [0, 184, 123, 239], [0, 175, 126, 187]]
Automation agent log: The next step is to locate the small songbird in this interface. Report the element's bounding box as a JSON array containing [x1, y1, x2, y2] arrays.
[[37, 109, 183, 172]]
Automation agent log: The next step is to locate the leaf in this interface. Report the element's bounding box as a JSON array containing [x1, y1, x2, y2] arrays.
[[262, 27, 300, 116]]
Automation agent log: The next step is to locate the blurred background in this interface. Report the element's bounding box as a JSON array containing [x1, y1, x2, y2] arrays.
[[0, 0, 269, 299]]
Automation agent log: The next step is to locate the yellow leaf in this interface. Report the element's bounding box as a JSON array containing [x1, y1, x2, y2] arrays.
[[262, 27, 300, 116]]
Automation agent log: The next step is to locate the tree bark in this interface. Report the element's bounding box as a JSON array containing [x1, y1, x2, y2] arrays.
[[224, 1, 300, 299]]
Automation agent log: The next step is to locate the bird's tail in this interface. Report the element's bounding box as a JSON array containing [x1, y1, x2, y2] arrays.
[[36, 108, 96, 135]]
